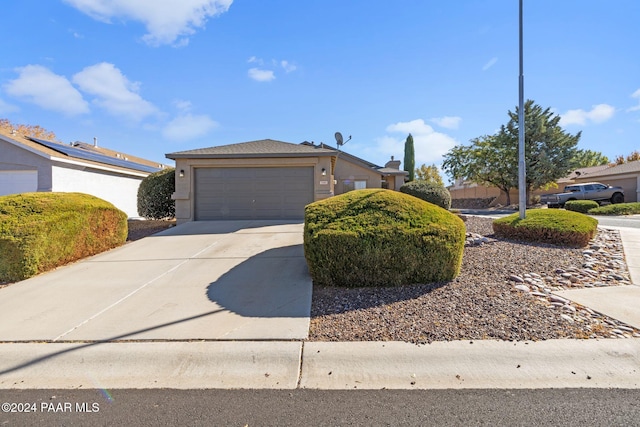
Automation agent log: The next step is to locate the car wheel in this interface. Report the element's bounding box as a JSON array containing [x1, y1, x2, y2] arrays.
[[611, 193, 624, 204]]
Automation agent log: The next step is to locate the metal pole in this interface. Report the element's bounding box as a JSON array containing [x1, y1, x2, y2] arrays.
[[518, 0, 526, 219]]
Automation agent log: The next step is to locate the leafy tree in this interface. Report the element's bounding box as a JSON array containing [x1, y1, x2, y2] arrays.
[[443, 100, 581, 204], [501, 100, 580, 202], [615, 150, 640, 165], [443, 133, 518, 205], [0, 118, 57, 141], [415, 163, 444, 186], [403, 134, 415, 181], [571, 149, 610, 168]]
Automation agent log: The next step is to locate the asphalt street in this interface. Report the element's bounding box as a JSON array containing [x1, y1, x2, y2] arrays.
[[2, 389, 640, 426]]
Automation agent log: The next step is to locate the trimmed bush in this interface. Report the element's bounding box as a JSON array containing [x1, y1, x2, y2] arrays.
[[399, 181, 452, 210], [137, 168, 175, 219], [0, 192, 127, 282], [588, 202, 640, 216], [565, 200, 599, 214], [492, 209, 597, 248], [304, 189, 465, 287]]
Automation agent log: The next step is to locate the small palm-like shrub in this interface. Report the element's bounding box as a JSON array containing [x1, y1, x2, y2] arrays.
[[137, 168, 175, 219], [493, 209, 597, 248], [0, 192, 127, 282], [565, 200, 599, 214], [304, 189, 465, 287], [588, 202, 640, 216], [399, 181, 452, 210]]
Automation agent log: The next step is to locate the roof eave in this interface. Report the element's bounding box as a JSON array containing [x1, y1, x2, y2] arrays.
[[166, 151, 337, 160]]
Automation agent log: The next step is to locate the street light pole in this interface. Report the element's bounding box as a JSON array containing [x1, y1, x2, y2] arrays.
[[518, 0, 526, 219]]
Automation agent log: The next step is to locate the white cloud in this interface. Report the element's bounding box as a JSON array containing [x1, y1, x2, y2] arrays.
[[3, 65, 89, 116], [174, 99, 193, 112], [430, 116, 462, 130], [63, 0, 233, 46], [248, 68, 275, 82], [281, 60, 297, 73], [72, 62, 157, 121], [246, 57, 297, 80], [627, 88, 640, 112], [162, 113, 217, 141], [482, 57, 498, 71], [560, 104, 615, 126], [378, 119, 458, 165]]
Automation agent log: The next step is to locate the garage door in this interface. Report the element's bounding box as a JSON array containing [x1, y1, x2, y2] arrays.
[[194, 167, 314, 220], [0, 170, 37, 196]]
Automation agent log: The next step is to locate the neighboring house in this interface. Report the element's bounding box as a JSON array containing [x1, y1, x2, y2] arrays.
[[572, 161, 640, 203], [448, 163, 640, 206], [0, 129, 167, 217], [166, 139, 407, 223]]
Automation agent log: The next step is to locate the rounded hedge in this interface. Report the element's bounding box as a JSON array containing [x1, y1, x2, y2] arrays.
[[588, 202, 640, 216], [0, 192, 127, 282], [137, 168, 175, 219], [565, 200, 599, 214], [399, 181, 452, 210], [304, 189, 465, 287], [492, 209, 598, 248]]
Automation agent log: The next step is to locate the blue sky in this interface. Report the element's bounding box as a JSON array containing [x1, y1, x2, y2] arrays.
[[1, 1, 639, 180]]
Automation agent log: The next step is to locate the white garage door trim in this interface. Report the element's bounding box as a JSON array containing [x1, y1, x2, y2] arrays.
[[194, 167, 314, 220], [0, 170, 38, 196]]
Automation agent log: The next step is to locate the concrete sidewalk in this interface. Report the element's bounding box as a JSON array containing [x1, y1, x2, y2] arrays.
[[555, 227, 640, 330], [0, 340, 638, 389]]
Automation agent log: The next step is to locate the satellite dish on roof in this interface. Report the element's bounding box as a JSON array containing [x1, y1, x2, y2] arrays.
[[334, 132, 351, 147]]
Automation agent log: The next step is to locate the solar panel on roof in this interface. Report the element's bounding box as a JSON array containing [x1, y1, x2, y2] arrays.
[[28, 137, 161, 174]]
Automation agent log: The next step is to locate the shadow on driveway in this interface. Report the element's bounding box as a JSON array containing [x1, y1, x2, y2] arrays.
[[206, 244, 311, 318]]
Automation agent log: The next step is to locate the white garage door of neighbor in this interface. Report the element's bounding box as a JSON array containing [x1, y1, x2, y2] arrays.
[[194, 167, 314, 220], [0, 170, 38, 196]]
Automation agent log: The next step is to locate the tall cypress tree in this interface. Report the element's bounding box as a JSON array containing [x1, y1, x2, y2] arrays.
[[404, 134, 415, 182]]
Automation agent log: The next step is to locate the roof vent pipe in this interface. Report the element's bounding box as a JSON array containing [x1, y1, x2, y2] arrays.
[[93, 137, 98, 147]]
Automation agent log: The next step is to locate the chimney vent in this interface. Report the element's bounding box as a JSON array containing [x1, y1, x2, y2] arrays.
[[93, 137, 98, 147]]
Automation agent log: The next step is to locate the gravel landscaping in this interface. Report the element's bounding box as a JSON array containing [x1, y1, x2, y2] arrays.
[[309, 216, 639, 344]]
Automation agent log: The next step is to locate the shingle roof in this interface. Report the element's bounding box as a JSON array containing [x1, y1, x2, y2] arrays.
[[301, 141, 408, 176], [166, 139, 337, 159], [581, 160, 640, 178], [377, 167, 409, 176]]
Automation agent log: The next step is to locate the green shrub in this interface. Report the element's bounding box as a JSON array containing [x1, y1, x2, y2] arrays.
[[492, 209, 597, 248], [588, 202, 640, 216], [0, 192, 127, 282], [304, 189, 465, 287], [399, 181, 452, 210], [137, 168, 175, 219], [565, 200, 599, 213]]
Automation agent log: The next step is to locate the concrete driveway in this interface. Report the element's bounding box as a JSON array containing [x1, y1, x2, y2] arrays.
[[0, 220, 311, 341]]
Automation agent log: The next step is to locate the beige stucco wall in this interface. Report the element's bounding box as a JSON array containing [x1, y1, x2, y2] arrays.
[[333, 158, 384, 194], [172, 156, 334, 223]]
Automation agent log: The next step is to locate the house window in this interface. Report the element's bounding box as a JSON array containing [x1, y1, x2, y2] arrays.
[[343, 180, 367, 192], [354, 180, 367, 190]]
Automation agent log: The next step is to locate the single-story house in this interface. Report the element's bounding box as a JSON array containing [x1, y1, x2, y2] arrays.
[[166, 139, 408, 223], [449, 162, 640, 206], [572, 160, 640, 203], [0, 128, 167, 217]]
